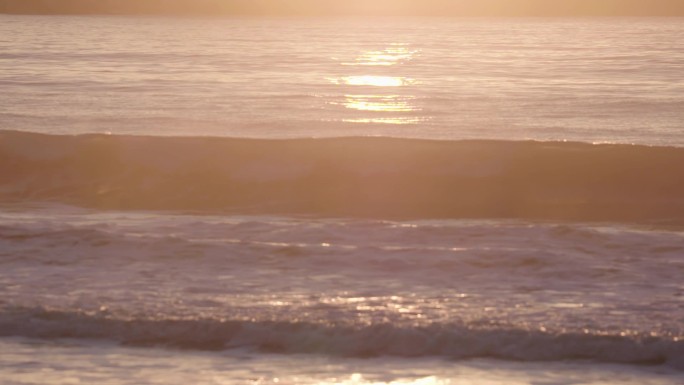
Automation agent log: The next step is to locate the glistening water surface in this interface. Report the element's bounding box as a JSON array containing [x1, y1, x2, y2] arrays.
[[1, 15, 684, 384], [1, 16, 683, 144]]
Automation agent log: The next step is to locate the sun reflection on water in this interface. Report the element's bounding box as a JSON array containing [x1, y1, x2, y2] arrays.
[[330, 44, 423, 125], [337, 95, 417, 112], [342, 117, 424, 125], [318, 374, 447, 385], [343, 44, 419, 66], [333, 75, 413, 87]]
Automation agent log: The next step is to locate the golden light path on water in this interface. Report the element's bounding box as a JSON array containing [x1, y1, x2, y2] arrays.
[[341, 116, 425, 125], [337, 75, 410, 87], [244, 374, 447, 385], [343, 45, 419, 67], [329, 44, 424, 125], [342, 95, 415, 112], [312, 374, 447, 385]]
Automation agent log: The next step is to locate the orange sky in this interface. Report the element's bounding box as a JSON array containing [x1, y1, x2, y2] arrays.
[[2, 0, 684, 16]]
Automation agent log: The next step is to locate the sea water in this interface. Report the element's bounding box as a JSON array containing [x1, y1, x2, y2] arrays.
[[1, 15, 683, 144], [0, 15, 683, 384]]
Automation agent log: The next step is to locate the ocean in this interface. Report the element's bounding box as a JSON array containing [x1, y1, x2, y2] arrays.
[[0, 14, 683, 384]]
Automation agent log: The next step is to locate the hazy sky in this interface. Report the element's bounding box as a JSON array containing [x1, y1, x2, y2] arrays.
[[2, 0, 684, 16]]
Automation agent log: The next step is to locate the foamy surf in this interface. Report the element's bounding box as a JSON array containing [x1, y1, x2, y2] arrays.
[[1, 306, 681, 368], [2, 337, 680, 385], [1, 206, 682, 375]]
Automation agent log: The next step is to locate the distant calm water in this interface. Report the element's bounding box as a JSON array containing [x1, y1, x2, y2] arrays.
[[1, 15, 683, 385], [1, 15, 683, 144]]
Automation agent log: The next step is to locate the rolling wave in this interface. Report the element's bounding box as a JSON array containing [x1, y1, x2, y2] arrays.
[[0, 306, 681, 368], [1, 130, 683, 223]]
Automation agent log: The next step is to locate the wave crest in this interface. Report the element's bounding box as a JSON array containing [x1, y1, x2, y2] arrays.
[[0, 307, 681, 368], [2, 130, 684, 223]]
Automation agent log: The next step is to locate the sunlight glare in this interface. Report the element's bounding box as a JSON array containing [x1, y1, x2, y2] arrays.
[[320, 374, 449, 385], [330, 44, 421, 125], [344, 45, 418, 66], [338, 95, 417, 112], [342, 117, 423, 125], [334, 76, 411, 87]]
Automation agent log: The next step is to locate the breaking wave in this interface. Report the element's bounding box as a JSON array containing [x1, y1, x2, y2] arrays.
[[1, 130, 683, 223], [0, 306, 681, 368]]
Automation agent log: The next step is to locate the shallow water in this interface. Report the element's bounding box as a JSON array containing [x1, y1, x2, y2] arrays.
[[2, 337, 683, 385], [1, 206, 682, 371]]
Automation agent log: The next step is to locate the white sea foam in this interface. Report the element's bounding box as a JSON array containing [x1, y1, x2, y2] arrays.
[[2, 337, 681, 385], [0, 206, 682, 368]]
